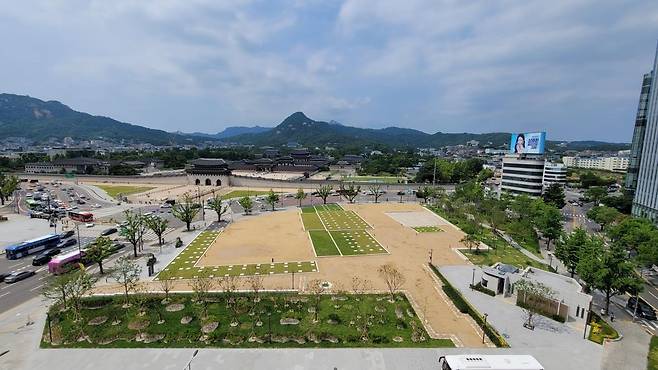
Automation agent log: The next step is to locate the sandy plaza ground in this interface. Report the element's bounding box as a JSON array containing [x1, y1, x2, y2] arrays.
[[176, 202, 485, 347]]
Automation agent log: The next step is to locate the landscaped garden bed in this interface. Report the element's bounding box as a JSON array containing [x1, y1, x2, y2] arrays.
[[41, 292, 454, 348]]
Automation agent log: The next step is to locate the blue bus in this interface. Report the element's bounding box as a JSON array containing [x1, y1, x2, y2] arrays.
[[4, 234, 61, 260]]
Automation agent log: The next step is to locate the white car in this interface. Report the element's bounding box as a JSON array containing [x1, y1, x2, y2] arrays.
[[160, 203, 172, 209], [85, 223, 95, 228], [93, 204, 102, 208]]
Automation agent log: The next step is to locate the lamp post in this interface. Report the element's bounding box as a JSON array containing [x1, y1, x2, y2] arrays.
[[482, 313, 488, 344], [428, 249, 433, 264], [548, 252, 553, 271], [46, 312, 52, 343], [471, 268, 476, 289], [184, 349, 199, 370], [292, 271, 295, 290]]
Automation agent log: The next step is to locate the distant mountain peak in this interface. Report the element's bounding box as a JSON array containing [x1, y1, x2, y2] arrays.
[[280, 112, 314, 127]]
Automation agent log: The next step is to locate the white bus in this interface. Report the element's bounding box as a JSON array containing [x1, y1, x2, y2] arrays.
[[438, 355, 544, 370]]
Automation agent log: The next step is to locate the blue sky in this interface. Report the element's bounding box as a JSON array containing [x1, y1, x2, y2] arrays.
[[1, 0, 658, 142]]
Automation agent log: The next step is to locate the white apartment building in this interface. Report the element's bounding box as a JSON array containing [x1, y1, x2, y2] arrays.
[[562, 156, 629, 172]]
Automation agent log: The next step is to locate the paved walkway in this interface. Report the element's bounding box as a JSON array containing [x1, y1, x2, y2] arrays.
[[601, 320, 651, 370], [439, 265, 603, 370]]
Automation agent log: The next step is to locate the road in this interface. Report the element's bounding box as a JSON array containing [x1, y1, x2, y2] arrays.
[[0, 236, 96, 313], [562, 189, 600, 233]]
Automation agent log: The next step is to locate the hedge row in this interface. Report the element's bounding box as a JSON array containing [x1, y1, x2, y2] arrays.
[[470, 282, 496, 297], [429, 264, 509, 348]]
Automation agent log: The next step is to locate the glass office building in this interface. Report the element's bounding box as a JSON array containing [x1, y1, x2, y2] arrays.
[[633, 43, 658, 221], [626, 72, 653, 194]]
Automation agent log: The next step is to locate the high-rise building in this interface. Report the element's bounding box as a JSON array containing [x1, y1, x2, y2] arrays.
[[626, 72, 653, 193], [500, 155, 546, 197], [633, 42, 658, 221]]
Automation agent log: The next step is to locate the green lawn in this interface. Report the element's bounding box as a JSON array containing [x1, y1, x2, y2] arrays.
[[42, 293, 454, 348], [648, 336, 658, 370], [309, 230, 341, 256], [95, 185, 155, 198], [413, 226, 443, 233], [588, 313, 619, 344], [342, 176, 406, 184], [221, 190, 273, 200], [330, 230, 388, 256], [462, 245, 548, 270], [314, 204, 343, 212], [317, 210, 370, 230], [301, 213, 324, 230], [301, 206, 318, 213], [157, 230, 317, 278]]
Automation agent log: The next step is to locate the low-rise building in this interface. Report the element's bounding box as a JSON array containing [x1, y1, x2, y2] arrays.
[[562, 156, 629, 172], [481, 263, 592, 322], [543, 162, 567, 188]]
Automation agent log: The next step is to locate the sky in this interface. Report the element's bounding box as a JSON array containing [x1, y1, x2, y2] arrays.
[[1, 1, 658, 142]]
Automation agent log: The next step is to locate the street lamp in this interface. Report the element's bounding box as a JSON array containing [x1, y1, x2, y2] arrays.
[[184, 349, 199, 370], [548, 252, 553, 271], [471, 268, 476, 289], [75, 222, 81, 252], [482, 313, 488, 344]]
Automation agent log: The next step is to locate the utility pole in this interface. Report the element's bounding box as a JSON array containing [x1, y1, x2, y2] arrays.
[[432, 159, 437, 186], [76, 222, 81, 252]]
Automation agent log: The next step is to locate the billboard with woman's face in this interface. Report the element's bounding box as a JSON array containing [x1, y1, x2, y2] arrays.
[[509, 132, 546, 154]]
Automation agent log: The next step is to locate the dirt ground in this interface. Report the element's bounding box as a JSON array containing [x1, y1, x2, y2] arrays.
[[197, 210, 315, 265]]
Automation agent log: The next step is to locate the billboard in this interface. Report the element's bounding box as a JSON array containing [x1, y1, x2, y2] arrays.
[[509, 132, 545, 154]]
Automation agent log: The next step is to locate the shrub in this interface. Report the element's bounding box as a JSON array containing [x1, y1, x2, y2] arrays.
[[327, 313, 342, 324], [470, 282, 496, 297]]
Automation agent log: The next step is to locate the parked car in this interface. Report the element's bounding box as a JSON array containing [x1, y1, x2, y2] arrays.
[[4, 271, 36, 283], [100, 228, 118, 236], [85, 223, 95, 228], [627, 296, 657, 321], [60, 230, 75, 239], [58, 238, 77, 248]]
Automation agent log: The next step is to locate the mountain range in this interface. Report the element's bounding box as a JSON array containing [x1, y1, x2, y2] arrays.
[[0, 94, 202, 145], [0, 93, 629, 151]]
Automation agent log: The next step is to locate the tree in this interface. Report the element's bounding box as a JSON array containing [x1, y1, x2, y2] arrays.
[[587, 206, 621, 231], [158, 272, 175, 303], [307, 279, 324, 323], [191, 276, 215, 318], [607, 218, 658, 266], [238, 196, 253, 215], [86, 236, 113, 275], [535, 204, 563, 250], [43, 269, 95, 318], [111, 256, 142, 305], [119, 210, 147, 257], [460, 232, 480, 253], [515, 279, 555, 330], [368, 184, 385, 203], [294, 188, 307, 207], [542, 183, 566, 209], [340, 182, 360, 203], [555, 228, 588, 277], [377, 263, 405, 301], [145, 216, 169, 247], [585, 186, 607, 205], [207, 193, 229, 222], [264, 189, 279, 211], [476, 168, 494, 183], [172, 193, 200, 231], [315, 185, 332, 204], [416, 186, 436, 204], [577, 241, 643, 314], [0, 173, 19, 206], [246, 275, 264, 302]]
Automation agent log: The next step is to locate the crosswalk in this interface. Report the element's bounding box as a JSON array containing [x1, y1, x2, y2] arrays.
[[625, 308, 658, 332], [562, 213, 587, 219], [141, 227, 175, 241]]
